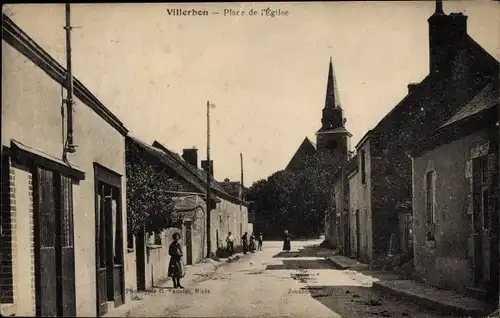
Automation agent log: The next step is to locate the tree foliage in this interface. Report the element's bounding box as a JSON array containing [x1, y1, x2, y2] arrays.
[[126, 142, 185, 235], [247, 151, 340, 239]]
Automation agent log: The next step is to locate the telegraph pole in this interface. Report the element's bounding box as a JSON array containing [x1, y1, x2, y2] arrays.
[[240, 153, 244, 200], [206, 100, 212, 257]]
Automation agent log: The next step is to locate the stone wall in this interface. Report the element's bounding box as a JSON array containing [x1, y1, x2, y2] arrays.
[[413, 129, 496, 293]]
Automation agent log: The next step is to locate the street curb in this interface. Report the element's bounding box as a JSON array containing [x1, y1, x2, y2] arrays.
[[325, 257, 349, 270], [372, 281, 487, 317]]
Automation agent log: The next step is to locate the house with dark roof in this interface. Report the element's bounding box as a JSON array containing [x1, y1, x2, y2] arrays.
[[125, 137, 249, 290], [410, 80, 499, 301], [339, 0, 499, 267], [1, 14, 130, 317]]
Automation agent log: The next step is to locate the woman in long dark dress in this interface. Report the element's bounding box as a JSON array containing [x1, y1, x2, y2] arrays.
[[168, 232, 184, 288], [283, 230, 292, 252], [242, 232, 249, 254]]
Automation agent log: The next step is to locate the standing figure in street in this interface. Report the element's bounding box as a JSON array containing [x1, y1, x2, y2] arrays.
[[242, 232, 249, 254], [258, 232, 263, 251], [168, 232, 185, 288], [226, 232, 234, 256], [249, 233, 256, 252], [283, 230, 292, 253]]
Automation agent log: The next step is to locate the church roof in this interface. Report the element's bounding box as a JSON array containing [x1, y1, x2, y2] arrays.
[[285, 137, 317, 171]]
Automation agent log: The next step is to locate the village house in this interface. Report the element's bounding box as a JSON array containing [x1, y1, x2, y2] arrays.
[[338, 0, 499, 265], [1, 14, 129, 317], [152, 141, 250, 253], [124, 137, 249, 292], [410, 80, 499, 302]]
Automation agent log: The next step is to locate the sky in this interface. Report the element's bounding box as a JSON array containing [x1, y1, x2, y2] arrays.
[[3, 2, 499, 187]]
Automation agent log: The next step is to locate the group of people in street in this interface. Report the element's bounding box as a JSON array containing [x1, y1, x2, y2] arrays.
[[168, 229, 293, 288], [227, 231, 264, 255]]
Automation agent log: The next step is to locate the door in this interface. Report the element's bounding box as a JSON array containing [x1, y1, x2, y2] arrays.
[[96, 183, 108, 315], [35, 168, 76, 317], [95, 164, 125, 316], [35, 168, 57, 317], [186, 221, 193, 265]]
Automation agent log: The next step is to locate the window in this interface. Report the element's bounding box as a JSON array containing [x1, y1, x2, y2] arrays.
[[360, 150, 366, 185], [425, 171, 435, 225]]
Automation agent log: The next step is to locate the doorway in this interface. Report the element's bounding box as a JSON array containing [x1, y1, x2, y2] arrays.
[[33, 167, 76, 317], [94, 164, 124, 316]]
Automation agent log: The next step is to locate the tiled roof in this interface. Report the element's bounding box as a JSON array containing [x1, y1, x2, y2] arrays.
[[152, 141, 248, 206], [441, 81, 499, 128], [127, 136, 208, 195]]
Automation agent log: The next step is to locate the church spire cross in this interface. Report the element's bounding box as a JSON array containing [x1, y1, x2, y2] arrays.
[[325, 57, 341, 110]]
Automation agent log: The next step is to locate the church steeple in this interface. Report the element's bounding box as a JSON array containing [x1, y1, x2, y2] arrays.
[[319, 58, 344, 132], [324, 57, 341, 110]]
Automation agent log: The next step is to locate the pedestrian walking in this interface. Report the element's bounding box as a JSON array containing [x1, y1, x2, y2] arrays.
[[168, 232, 185, 288], [226, 232, 234, 256], [249, 233, 256, 252], [258, 232, 263, 251], [282, 230, 293, 253], [242, 232, 249, 254]]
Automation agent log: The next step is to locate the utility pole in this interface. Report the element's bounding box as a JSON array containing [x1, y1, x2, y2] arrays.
[[64, 3, 76, 155], [206, 100, 212, 258], [240, 153, 244, 200]]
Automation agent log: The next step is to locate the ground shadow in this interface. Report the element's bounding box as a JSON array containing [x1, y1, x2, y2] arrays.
[[273, 244, 336, 258], [266, 259, 334, 270], [303, 285, 452, 318]]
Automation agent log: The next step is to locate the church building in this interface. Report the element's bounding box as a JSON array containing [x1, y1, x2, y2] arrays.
[[286, 58, 352, 171]]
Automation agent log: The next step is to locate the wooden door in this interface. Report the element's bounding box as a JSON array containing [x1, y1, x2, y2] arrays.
[[96, 183, 108, 316], [35, 169, 76, 317], [35, 168, 57, 317]]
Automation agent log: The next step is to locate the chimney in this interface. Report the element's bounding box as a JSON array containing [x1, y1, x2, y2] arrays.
[[428, 0, 468, 74], [182, 147, 198, 168], [224, 178, 230, 182], [201, 160, 214, 177], [408, 83, 420, 94]]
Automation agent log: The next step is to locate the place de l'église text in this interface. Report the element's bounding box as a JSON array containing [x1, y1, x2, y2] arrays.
[[166, 8, 289, 17]]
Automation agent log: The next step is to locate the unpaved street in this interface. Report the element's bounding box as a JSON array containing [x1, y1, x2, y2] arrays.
[[124, 239, 442, 317]]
